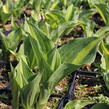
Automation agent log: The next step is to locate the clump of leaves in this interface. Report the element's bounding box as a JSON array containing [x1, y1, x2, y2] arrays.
[[8, 19, 109, 109]]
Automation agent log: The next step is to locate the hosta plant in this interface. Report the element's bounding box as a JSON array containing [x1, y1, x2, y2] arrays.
[[64, 100, 94, 109], [99, 37, 109, 90], [8, 20, 109, 109], [0, 0, 30, 24], [94, 27, 109, 90], [64, 100, 109, 109]]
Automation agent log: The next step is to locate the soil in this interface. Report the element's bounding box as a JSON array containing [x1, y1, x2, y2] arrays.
[[46, 76, 71, 109], [75, 76, 100, 100]]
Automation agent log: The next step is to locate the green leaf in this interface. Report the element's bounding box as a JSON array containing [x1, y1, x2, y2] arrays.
[[96, 26, 109, 37], [100, 41, 109, 69], [91, 103, 109, 109], [65, 4, 74, 21], [32, 0, 42, 12], [37, 64, 79, 109], [59, 37, 102, 65], [9, 65, 20, 109], [93, 4, 109, 25], [2, 0, 10, 14], [56, 21, 78, 40], [47, 64, 79, 90], [45, 10, 65, 26], [43, 0, 59, 10], [1, 29, 23, 51], [21, 38, 37, 69], [14, 58, 33, 88], [100, 41, 109, 90], [50, 1, 59, 10], [101, 69, 109, 90], [20, 73, 42, 109], [80, 17, 95, 37], [29, 36, 53, 82], [79, 9, 96, 18], [0, 12, 11, 24], [24, 20, 54, 54], [47, 48, 61, 71], [64, 100, 94, 109]]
